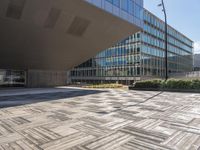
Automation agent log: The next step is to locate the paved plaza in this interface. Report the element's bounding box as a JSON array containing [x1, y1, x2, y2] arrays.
[[0, 87, 200, 150]]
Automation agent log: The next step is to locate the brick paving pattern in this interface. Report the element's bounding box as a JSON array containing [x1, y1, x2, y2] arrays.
[[0, 88, 200, 150]]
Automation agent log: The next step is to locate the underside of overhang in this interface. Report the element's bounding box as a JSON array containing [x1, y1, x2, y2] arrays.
[[0, 0, 141, 70]]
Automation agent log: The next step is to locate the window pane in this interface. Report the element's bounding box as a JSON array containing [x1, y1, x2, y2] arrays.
[[113, 0, 120, 7], [121, 0, 128, 12]]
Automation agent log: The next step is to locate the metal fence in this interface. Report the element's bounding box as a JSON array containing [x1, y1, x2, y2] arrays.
[[169, 71, 200, 79]]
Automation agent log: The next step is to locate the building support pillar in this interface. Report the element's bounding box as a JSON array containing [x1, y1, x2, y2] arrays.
[[26, 70, 70, 88]]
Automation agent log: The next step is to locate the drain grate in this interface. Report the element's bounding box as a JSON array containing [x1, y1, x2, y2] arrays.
[[96, 111, 109, 115], [113, 106, 121, 109], [6, 0, 26, 20], [67, 16, 90, 36], [44, 8, 61, 29]]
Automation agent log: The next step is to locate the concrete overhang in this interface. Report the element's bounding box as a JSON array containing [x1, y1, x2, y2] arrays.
[[0, 0, 141, 70]]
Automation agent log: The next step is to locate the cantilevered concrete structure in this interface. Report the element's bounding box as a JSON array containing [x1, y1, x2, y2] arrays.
[[0, 0, 143, 87]]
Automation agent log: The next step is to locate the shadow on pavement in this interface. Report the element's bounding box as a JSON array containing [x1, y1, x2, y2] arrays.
[[0, 88, 106, 108]]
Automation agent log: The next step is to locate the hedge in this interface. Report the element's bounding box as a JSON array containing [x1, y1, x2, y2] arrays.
[[134, 79, 200, 90], [134, 80, 162, 88]]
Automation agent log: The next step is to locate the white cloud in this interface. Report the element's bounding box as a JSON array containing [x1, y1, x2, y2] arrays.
[[194, 41, 200, 54]]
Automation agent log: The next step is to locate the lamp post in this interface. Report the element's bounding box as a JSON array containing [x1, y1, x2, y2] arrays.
[[158, 0, 168, 80]]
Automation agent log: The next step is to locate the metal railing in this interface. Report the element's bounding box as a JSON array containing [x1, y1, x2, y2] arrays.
[[169, 71, 200, 79]]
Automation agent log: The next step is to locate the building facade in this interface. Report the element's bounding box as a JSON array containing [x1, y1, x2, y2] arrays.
[[86, 0, 143, 27], [0, 0, 143, 87], [70, 9, 193, 84]]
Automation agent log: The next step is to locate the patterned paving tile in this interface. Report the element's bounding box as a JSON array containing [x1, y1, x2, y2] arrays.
[[0, 88, 200, 149]]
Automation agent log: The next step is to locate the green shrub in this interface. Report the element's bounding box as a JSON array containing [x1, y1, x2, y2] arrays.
[[134, 79, 200, 90], [134, 80, 162, 88], [191, 80, 200, 89], [164, 79, 191, 89]]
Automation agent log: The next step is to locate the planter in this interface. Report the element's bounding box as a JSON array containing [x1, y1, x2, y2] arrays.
[[129, 86, 200, 93]]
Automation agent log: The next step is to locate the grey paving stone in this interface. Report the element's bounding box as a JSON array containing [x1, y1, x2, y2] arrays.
[[0, 88, 200, 150]]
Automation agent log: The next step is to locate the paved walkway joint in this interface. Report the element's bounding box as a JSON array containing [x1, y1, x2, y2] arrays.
[[0, 88, 200, 150]]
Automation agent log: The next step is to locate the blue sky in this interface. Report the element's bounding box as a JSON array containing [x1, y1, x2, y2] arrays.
[[144, 0, 200, 54]]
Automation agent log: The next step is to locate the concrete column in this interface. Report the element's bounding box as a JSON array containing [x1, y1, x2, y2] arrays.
[[26, 70, 70, 88]]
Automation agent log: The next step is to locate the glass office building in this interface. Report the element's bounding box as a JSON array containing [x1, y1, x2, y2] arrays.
[[70, 9, 193, 84], [85, 0, 143, 27]]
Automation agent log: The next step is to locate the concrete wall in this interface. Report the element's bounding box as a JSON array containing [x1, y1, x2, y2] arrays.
[[0, 0, 140, 70], [26, 70, 70, 88], [194, 54, 200, 71]]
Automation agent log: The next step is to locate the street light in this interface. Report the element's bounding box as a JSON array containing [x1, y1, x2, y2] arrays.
[[158, 0, 168, 80]]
